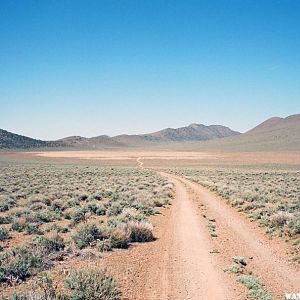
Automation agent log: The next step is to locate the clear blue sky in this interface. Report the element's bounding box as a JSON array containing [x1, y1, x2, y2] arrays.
[[1, 0, 299, 140]]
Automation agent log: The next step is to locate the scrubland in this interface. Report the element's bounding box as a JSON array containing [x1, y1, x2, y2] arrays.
[[0, 163, 173, 299]]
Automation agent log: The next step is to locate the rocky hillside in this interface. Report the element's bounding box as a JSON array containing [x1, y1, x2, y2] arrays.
[[0, 129, 63, 149]]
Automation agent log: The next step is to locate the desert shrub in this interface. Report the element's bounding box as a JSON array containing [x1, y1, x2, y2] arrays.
[[237, 275, 272, 300], [1, 273, 61, 300], [51, 200, 65, 212], [72, 208, 88, 224], [232, 256, 247, 266], [45, 224, 69, 234], [35, 210, 60, 223], [109, 227, 129, 249], [270, 211, 293, 227], [0, 196, 17, 212], [30, 202, 47, 211], [120, 208, 146, 222], [126, 221, 154, 242], [96, 205, 106, 216], [11, 221, 27, 232], [0, 227, 10, 241], [25, 224, 42, 235], [65, 268, 120, 300], [0, 246, 43, 282], [106, 202, 123, 217], [0, 215, 12, 224], [85, 203, 98, 214], [33, 235, 65, 255], [289, 219, 300, 235], [224, 256, 247, 275], [78, 194, 88, 201], [97, 239, 113, 252], [11, 220, 41, 235], [72, 224, 106, 249]]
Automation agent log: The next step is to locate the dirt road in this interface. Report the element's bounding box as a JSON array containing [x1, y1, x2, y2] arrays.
[[144, 173, 240, 300]]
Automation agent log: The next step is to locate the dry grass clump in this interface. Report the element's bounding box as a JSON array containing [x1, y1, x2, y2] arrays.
[[126, 221, 154, 242]]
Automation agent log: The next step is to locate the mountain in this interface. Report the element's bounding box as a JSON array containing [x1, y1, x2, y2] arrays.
[[1, 114, 299, 151], [180, 114, 300, 152], [0, 129, 63, 149], [114, 124, 240, 146], [59, 135, 126, 149], [0, 123, 239, 149]]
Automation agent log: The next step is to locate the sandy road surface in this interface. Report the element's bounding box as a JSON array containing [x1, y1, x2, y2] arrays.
[[144, 173, 240, 300]]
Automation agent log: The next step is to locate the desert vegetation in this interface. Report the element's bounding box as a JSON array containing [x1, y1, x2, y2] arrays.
[[225, 256, 272, 300], [0, 163, 173, 298]]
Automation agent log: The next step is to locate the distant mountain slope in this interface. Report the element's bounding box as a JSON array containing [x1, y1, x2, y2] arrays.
[[0, 129, 62, 149], [0, 123, 239, 149], [1, 114, 299, 151], [114, 124, 240, 146], [180, 114, 300, 152], [59, 135, 126, 149]]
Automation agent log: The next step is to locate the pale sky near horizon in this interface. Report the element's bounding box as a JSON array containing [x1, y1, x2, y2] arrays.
[[1, 0, 299, 140]]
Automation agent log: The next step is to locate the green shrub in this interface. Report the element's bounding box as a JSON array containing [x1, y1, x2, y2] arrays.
[[232, 256, 247, 266], [0, 227, 10, 241], [72, 224, 105, 249], [97, 239, 113, 252], [65, 268, 120, 300], [0, 246, 43, 282], [72, 208, 87, 224], [0, 216, 12, 224], [0, 197, 17, 212], [106, 202, 123, 217], [237, 275, 272, 300], [36, 210, 60, 223], [34, 235, 65, 255], [11, 221, 26, 232], [96, 205, 106, 216]]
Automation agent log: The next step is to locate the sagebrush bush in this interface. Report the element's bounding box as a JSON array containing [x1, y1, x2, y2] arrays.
[[237, 275, 272, 300], [72, 224, 106, 249], [65, 268, 120, 300], [0, 226, 10, 241], [126, 221, 154, 242], [33, 235, 65, 255], [97, 239, 113, 252], [270, 211, 293, 227], [109, 227, 129, 249], [0, 245, 43, 282]]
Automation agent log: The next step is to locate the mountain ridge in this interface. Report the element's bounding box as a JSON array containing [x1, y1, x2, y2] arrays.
[[1, 113, 299, 151], [0, 123, 239, 149], [178, 114, 300, 152]]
